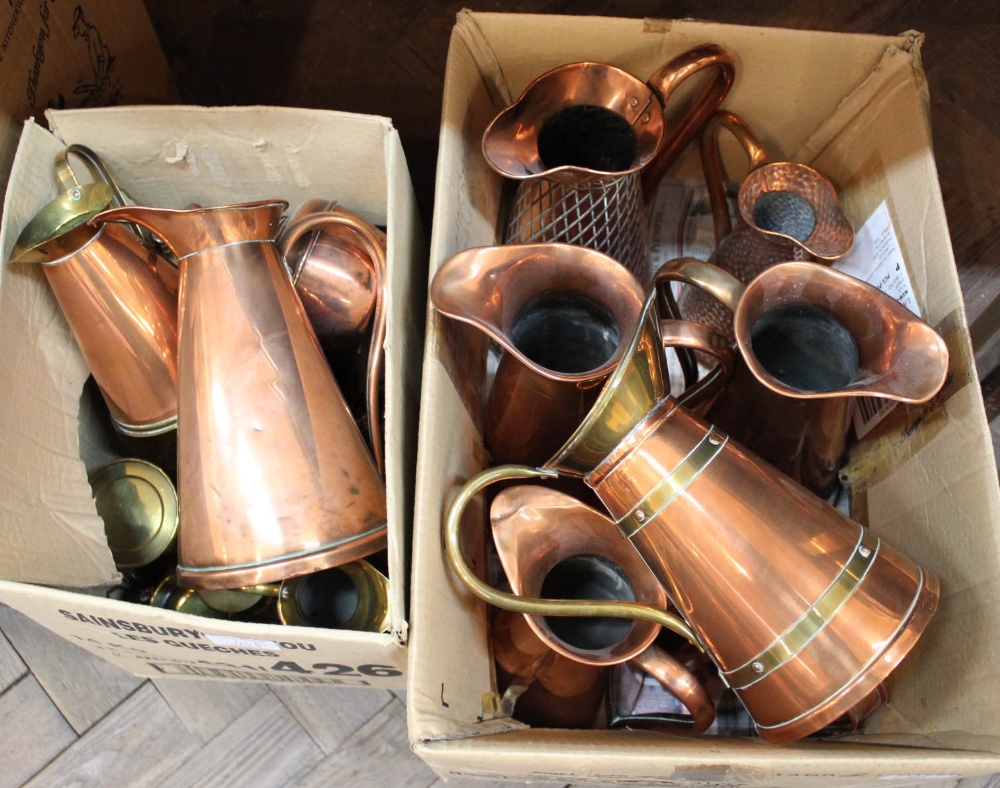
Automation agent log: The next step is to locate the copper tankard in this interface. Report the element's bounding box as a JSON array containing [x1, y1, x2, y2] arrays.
[[483, 45, 735, 285]]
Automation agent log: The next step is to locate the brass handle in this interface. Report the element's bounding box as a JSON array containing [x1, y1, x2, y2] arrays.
[[658, 318, 735, 413], [642, 44, 737, 199], [626, 643, 716, 735], [655, 256, 746, 318], [444, 464, 704, 651], [700, 111, 770, 244], [278, 208, 388, 475]]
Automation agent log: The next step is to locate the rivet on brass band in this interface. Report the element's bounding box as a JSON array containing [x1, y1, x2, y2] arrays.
[[616, 427, 728, 540], [724, 529, 879, 690], [754, 566, 925, 733]]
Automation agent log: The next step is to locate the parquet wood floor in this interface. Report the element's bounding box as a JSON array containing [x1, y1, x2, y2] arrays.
[[2, 3, 999, 786]]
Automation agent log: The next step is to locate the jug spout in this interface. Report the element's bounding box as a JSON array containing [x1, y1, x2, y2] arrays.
[[93, 200, 288, 259]]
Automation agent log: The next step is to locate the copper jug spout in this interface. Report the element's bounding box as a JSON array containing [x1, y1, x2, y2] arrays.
[[92, 201, 388, 589], [484, 45, 735, 284]]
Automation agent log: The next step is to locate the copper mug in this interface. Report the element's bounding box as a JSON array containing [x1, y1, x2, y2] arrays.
[[492, 485, 716, 735], [678, 110, 853, 341], [431, 243, 734, 466], [277, 202, 388, 472], [483, 45, 735, 285], [445, 277, 941, 744], [660, 257, 950, 493], [92, 200, 388, 590]]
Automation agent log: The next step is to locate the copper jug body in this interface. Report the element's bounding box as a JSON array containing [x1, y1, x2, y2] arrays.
[[660, 257, 950, 492], [431, 243, 734, 466], [484, 45, 735, 285], [93, 200, 387, 589]]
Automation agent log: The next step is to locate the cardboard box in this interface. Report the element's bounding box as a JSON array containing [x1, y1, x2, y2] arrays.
[[0, 0, 175, 196], [408, 11, 1000, 783], [0, 105, 424, 688]]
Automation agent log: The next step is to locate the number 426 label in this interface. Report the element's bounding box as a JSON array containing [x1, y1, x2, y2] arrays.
[[270, 661, 403, 678]]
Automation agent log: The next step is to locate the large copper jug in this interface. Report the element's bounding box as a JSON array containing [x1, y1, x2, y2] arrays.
[[445, 275, 942, 744], [93, 201, 387, 590], [483, 45, 735, 285]]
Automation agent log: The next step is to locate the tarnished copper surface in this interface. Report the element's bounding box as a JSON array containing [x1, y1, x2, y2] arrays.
[[659, 257, 949, 492], [431, 244, 733, 466], [483, 45, 735, 284], [586, 396, 939, 743], [491, 484, 715, 734], [278, 205, 387, 472], [14, 220, 179, 436], [93, 201, 387, 590]]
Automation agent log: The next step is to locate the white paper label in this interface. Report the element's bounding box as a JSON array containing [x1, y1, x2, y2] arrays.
[[834, 200, 920, 438], [206, 634, 281, 651]]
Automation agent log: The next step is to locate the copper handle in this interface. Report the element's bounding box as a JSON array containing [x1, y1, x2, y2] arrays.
[[700, 111, 770, 244], [642, 43, 737, 198], [444, 464, 704, 650], [279, 209, 387, 475], [655, 256, 746, 318], [627, 643, 716, 735], [659, 318, 735, 413]]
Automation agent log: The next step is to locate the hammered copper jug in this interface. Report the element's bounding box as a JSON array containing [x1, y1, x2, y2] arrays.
[[661, 256, 950, 492], [430, 243, 734, 466], [492, 485, 715, 734], [483, 44, 735, 285], [678, 110, 853, 341], [92, 200, 387, 590], [445, 279, 940, 744]]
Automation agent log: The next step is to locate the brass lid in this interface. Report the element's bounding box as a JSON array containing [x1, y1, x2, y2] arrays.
[[89, 459, 178, 571]]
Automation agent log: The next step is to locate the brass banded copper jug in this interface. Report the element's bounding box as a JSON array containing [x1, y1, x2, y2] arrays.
[[93, 200, 387, 590], [483, 45, 735, 285], [445, 270, 941, 744]]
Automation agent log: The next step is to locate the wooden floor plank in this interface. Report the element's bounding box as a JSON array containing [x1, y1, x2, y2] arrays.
[[24, 682, 199, 788], [0, 627, 26, 694], [152, 678, 271, 742], [157, 689, 324, 788], [295, 698, 439, 788], [0, 675, 77, 787], [272, 683, 394, 754], [0, 605, 143, 735]]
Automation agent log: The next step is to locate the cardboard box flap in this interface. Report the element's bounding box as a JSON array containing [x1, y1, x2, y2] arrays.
[[0, 119, 117, 587], [45, 106, 394, 225]]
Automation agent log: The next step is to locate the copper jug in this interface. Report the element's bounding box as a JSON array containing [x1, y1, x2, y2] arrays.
[[12, 187, 179, 437], [277, 203, 387, 472], [445, 282, 940, 744], [660, 257, 949, 493], [678, 111, 853, 341], [492, 485, 715, 734], [483, 45, 735, 285], [92, 201, 388, 590], [431, 243, 734, 466]]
